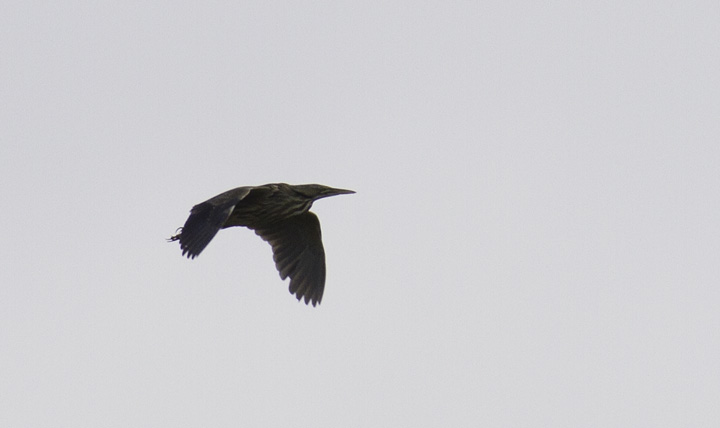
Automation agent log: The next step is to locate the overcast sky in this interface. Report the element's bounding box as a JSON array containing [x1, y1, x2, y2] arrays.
[[2, 1, 719, 427]]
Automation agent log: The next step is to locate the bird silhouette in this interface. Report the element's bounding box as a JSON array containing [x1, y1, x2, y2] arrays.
[[170, 183, 354, 306]]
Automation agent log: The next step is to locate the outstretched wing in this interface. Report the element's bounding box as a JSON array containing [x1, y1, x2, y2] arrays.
[[253, 212, 326, 306], [172, 187, 252, 259]]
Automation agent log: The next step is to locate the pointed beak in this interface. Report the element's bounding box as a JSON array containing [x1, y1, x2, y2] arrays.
[[319, 187, 356, 199], [330, 187, 355, 195]]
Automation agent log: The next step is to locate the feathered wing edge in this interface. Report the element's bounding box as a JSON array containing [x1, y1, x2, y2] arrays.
[[253, 212, 327, 306], [169, 187, 252, 259]]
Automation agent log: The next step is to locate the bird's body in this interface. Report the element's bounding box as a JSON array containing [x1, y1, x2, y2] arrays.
[[170, 183, 354, 306]]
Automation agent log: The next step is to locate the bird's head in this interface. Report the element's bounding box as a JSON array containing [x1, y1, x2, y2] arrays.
[[292, 184, 356, 201]]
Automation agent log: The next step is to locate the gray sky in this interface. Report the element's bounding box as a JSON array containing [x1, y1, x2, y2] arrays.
[[2, 1, 719, 427]]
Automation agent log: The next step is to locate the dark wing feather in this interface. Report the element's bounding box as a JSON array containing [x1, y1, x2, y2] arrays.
[[253, 212, 326, 306], [174, 187, 252, 259]]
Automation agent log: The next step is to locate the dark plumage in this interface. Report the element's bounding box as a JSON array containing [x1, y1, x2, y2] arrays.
[[169, 183, 354, 306]]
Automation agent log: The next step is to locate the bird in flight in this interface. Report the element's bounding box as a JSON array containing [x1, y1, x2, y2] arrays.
[[169, 183, 355, 306]]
